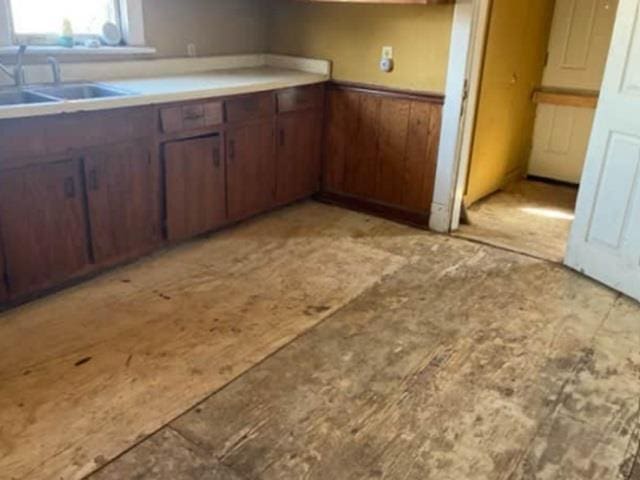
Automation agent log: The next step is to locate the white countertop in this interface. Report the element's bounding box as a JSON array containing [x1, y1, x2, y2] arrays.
[[0, 66, 329, 120]]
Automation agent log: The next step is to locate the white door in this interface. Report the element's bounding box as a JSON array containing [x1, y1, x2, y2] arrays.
[[566, 0, 640, 301]]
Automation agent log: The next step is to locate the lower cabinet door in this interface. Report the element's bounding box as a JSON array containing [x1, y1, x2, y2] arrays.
[[164, 135, 227, 242], [226, 121, 276, 222], [0, 159, 90, 298], [84, 140, 161, 264], [276, 110, 322, 205]]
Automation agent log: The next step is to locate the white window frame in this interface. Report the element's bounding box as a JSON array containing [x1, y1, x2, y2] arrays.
[[0, 0, 147, 51]]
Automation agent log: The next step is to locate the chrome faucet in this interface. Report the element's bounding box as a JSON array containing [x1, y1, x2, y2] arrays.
[[0, 45, 27, 87], [47, 57, 61, 84]]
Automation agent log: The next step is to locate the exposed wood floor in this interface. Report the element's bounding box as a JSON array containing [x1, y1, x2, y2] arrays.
[[455, 180, 579, 263], [1, 202, 638, 480]]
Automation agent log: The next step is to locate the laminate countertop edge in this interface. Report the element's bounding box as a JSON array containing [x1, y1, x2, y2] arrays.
[[0, 67, 330, 121]]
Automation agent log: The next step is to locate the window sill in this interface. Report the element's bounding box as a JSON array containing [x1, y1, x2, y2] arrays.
[[0, 45, 156, 57]]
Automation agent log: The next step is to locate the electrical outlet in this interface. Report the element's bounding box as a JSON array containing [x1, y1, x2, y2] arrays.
[[381, 46, 393, 60], [187, 43, 197, 57]]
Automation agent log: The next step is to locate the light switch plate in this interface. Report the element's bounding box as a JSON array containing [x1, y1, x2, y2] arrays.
[[382, 46, 393, 60]]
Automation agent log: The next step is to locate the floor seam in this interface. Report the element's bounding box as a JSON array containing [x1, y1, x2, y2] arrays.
[[82, 257, 412, 479]]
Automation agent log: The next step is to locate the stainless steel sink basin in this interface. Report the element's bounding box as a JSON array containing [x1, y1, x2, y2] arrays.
[[29, 83, 133, 100], [0, 90, 58, 106]]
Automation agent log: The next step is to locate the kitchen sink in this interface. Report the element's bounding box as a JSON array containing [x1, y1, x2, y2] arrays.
[[0, 90, 59, 106], [29, 83, 134, 100]]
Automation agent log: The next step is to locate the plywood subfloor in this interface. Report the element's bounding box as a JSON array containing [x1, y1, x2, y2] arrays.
[[2, 201, 639, 480], [456, 180, 578, 263], [0, 203, 408, 480], [90, 203, 640, 480]]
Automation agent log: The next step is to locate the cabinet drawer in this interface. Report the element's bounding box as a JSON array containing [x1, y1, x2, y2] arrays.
[[226, 93, 275, 124], [160, 101, 224, 134], [277, 84, 325, 113]]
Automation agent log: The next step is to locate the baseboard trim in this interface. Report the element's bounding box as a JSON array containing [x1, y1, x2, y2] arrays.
[[316, 191, 430, 230], [526, 175, 580, 189]]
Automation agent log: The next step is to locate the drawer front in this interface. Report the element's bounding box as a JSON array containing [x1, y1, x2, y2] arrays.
[[0, 107, 154, 165], [226, 92, 275, 124], [160, 101, 224, 134], [277, 84, 325, 113]]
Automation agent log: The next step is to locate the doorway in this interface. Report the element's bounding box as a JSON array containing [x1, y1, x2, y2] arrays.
[[452, 0, 619, 263]]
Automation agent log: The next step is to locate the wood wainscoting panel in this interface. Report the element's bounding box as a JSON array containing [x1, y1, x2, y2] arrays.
[[321, 82, 443, 225]]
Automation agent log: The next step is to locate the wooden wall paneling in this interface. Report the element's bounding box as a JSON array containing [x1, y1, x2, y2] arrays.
[[375, 97, 412, 205], [321, 83, 444, 225], [84, 140, 161, 265], [402, 101, 442, 211], [344, 93, 382, 199], [323, 90, 360, 193], [164, 136, 227, 242], [0, 159, 90, 298], [226, 121, 277, 222]]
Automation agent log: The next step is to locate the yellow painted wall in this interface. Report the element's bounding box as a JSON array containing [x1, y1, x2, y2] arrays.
[[465, 0, 555, 205], [268, 1, 454, 93], [144, 0, 269, 58]]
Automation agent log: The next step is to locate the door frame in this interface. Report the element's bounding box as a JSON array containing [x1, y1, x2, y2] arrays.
[[430, 0, 491, 232]]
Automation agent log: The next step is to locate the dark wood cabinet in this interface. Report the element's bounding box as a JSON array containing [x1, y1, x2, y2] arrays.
[[0, 84, 329, 306], [164, 135, 227, 242], [0, 159, 90, 297], [226, 122, 277, 222], [276, 110, 323, 205], [84, 140, 161, 264]]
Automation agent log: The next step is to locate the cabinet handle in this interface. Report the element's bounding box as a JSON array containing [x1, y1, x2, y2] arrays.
[[64, 177, 76, 199], [88, 169, 99, 191], [228, 139, 235, 160], [279, 128, 285, 147], [213, 147, 221, 168]]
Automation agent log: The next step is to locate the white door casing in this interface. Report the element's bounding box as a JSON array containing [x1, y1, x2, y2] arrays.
[[430, 0, 491, 232], [566, 0, 640, 301]]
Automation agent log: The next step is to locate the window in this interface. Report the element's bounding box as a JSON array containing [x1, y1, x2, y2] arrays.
[[0, 0, 147, 50], [11, 0, 120, 44], [10, 0, 120, 45]]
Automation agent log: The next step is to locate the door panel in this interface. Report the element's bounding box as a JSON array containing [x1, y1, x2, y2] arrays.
[[164, 136, 226, 242], [276, 110, 322, 205], [0, 159, 90, 297], [84, 141, 160, 264], [543, 0, 619, 90], [566, 0, 640, 301], [226, 122, 276, 222], [529, 104, 596, 183]]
